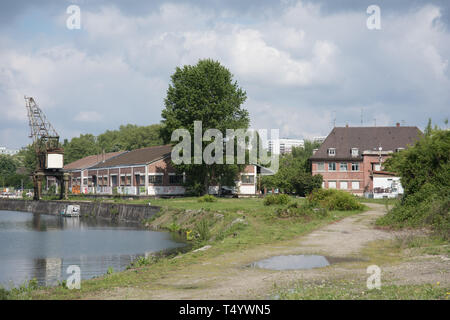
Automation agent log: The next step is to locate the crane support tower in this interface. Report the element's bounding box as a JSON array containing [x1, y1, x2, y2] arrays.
[[25, 96, 69, 200]]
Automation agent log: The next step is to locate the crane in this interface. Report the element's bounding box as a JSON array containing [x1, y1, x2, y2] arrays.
[[25, 96, 69, 200]]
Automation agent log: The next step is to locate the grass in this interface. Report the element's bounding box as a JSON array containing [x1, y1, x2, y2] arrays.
[[358, 197, 399, 206], [273, 234, 449, 301], [275, 280, 449, 300], [16, 196, 366, 300]]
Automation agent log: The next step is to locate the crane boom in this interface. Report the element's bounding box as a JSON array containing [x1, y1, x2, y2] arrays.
[[25, 96, 60, 153]]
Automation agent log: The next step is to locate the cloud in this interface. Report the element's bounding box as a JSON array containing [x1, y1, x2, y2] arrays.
[[74, 111, 102, 123], [0, 0, 449, 149]]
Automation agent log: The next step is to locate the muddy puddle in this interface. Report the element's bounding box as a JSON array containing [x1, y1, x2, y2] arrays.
[[249, 254, 361, 271]]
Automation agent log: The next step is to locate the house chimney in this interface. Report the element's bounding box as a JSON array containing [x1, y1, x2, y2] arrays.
[[396, 122, 400, 127], [345, 124, 349, 128], [102, 149, 105, 163]]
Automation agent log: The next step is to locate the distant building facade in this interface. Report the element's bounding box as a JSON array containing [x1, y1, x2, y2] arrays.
[[268, 138, 304, 155], [0, 146, 19, 156], [312, 136, 327, 144], [309, 124, 422, 198]]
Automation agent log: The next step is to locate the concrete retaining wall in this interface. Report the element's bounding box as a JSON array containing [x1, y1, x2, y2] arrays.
[[0, 199, 161, 223]]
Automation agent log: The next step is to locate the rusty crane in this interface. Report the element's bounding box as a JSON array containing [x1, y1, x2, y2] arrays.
[[25, 96, 69, 200]]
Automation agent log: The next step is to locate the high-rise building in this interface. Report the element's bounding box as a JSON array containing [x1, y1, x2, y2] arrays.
[[268, 138, 304, 155], [0, 147, 20, 156]]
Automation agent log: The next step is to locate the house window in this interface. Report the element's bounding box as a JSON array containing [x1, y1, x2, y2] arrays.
[[352, 181, 360, 190], [149, 175, 163, 184], [340, 163, 347, 171], [351, 148, 359, 156], [396, 148, 405, 152], [328, 148, 336, 156], [241, 174, 254, 184], [373, 163, 381, 171], [351, 163, 360, 171], [169, 174, 183, 184], [328, 162, 336, 171], [126, 175, 131, 186], [316, 162, 325, 171], [328, 181, 336, 189], [340, 181, 348, 190], [321, 181, 325, 188], [120, 175, 126, 186]]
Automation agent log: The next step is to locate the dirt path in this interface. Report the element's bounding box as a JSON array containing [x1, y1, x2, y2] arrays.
[[89, 203, 449, 299]]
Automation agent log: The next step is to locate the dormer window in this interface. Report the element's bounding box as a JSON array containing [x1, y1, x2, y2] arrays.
[[328, 148, 336, 156], [351, 148, 359, 156]]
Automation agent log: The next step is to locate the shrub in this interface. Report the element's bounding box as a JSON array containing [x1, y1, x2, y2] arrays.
[[167, 221, 181, 232], [275, 201, 328, 219], [194, 218, 211, 242], [263, 194, 291, 206], [308, 189, 363, 211], [377, 183, 450, 239], [197, 194, 218, 203]]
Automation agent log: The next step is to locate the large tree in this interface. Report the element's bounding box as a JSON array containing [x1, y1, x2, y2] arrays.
[[161, 59, 250, 195]]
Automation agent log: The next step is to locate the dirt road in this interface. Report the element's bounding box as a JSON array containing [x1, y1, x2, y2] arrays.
[[90, 203, 449, 299]]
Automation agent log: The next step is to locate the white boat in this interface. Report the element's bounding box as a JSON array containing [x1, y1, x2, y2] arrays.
[[60, 205, 80, 217]]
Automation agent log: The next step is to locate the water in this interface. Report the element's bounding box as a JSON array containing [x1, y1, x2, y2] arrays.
[[250, 255, 331, 270], [0, 210, 186, 288]]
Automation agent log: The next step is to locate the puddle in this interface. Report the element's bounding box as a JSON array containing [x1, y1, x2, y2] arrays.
[[250, 255, 361, 271]]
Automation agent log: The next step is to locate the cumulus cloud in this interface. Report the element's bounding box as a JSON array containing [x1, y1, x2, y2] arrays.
[[0, 0, 449, 148]]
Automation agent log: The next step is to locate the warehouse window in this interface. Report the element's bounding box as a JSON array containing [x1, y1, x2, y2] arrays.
[[149, 175, 163, 184], [169, 174, 183, 185]]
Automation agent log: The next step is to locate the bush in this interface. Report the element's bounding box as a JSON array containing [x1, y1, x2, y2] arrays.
[[308, 189, 363, 211], [275, 202, 328, 219], [194, 218, 211, 242], [377, 183, 450, 239], [197, 194, 218, 203], [263, 194, 291, 206]]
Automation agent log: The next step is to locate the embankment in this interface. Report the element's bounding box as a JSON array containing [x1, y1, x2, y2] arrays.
[[0, 199, 160, 223]]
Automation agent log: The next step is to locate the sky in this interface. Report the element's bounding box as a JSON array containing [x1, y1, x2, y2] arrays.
[[0, 0, 449, 149]]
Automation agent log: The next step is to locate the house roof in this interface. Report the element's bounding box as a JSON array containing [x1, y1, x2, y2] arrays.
[[89, 144, 172, 169], [64, 151, 125, 171], [309, 126, 422, 161]]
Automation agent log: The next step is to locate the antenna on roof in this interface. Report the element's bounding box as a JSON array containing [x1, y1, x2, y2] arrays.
[[373, 118, 377, 127], [361, 108, 363, 125], [401, 120, 406, 126], [332, 110, 336, 127]]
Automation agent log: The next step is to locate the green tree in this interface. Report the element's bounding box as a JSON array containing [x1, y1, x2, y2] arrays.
[[64, 134, 101, 164], [97, 124, 163, 152], [15, 144, 38, 174], [160, 59, 249, 195], [261, 140, 323, 196]]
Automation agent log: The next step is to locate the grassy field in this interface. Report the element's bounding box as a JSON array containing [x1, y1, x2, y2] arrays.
[[275, 281, 449, 300], [2, 196, 366, 299]]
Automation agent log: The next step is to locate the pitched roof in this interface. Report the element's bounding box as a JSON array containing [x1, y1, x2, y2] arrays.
[[310, 126, 422, 161], [64, 151, 125, 171], [89, 144, 172, 169]]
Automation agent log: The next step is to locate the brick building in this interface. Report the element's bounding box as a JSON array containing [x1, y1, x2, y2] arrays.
[[309, 124, 422, 197], [65, 145, 258, 196]]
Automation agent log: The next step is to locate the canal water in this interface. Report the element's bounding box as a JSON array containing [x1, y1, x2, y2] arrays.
[[0, 210, 186, 288]]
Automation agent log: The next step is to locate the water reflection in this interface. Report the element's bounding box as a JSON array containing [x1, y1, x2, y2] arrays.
[[0, 210, 186, 288]]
